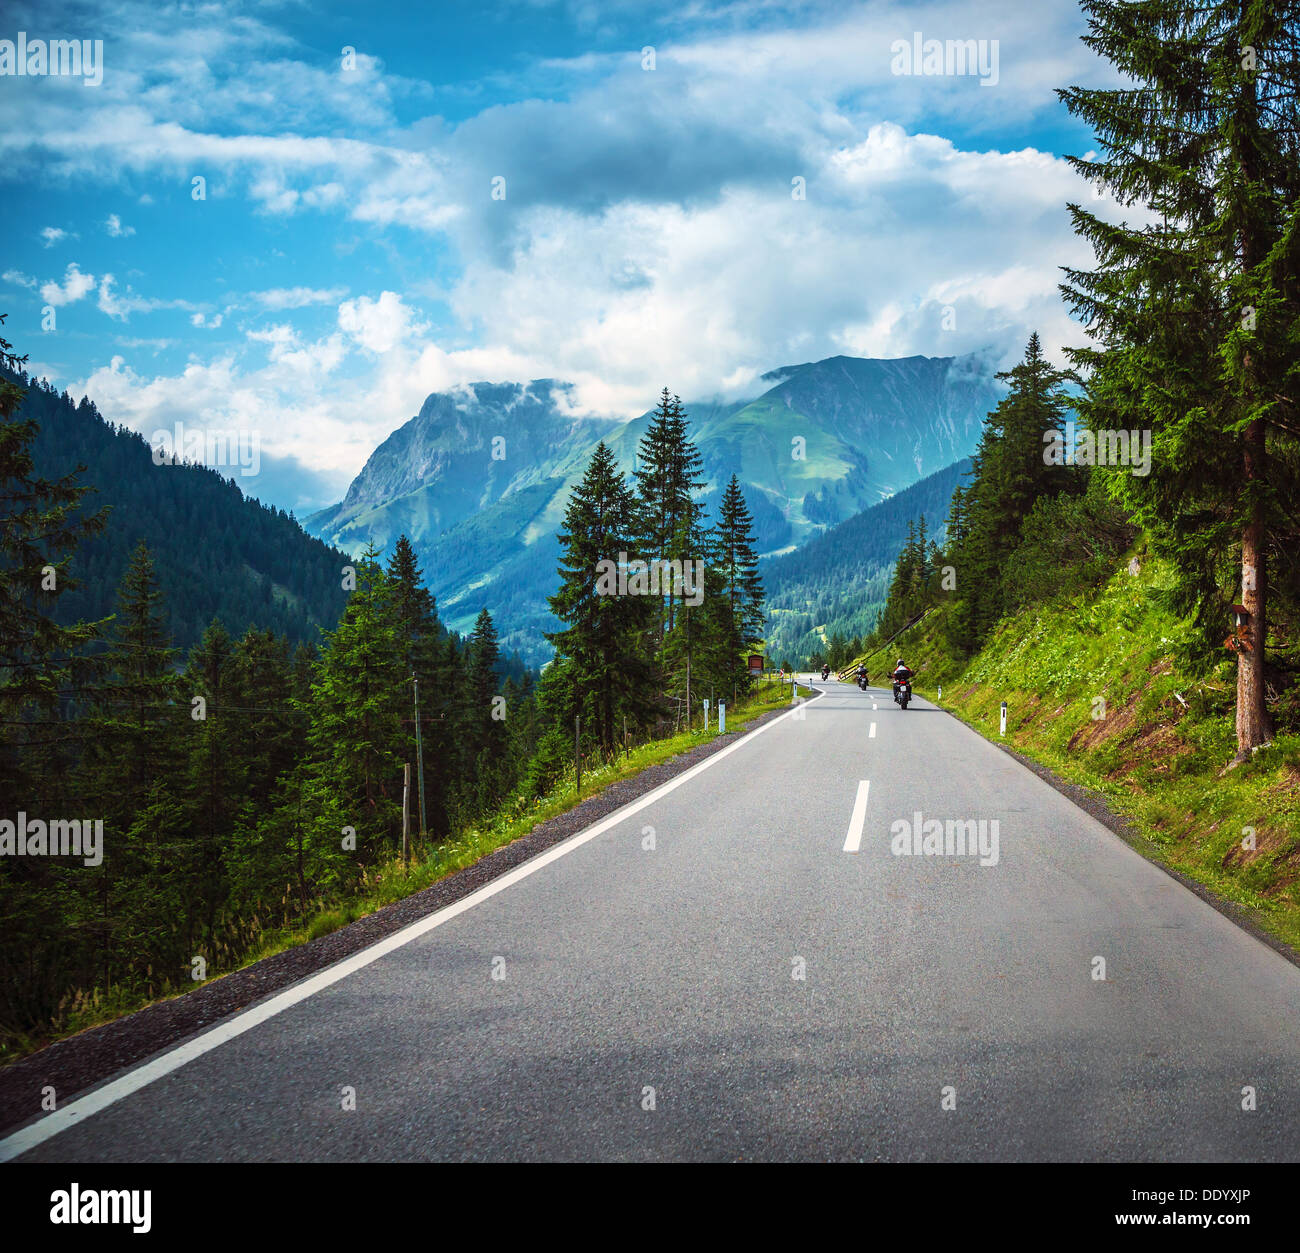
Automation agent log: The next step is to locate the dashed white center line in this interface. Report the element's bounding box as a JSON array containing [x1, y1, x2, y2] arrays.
[[842, 780, 871, 853], [869, 722, 877, 738]]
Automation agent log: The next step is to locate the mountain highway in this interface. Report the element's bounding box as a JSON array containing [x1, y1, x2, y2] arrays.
[[5, 680, 1299, 1162]]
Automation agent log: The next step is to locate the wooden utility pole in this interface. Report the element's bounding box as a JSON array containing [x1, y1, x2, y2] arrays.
[[401, 762, 411, 869], [412, 674, 427, 837]]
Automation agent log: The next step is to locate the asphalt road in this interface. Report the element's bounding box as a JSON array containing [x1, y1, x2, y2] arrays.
[[6, 680, 1300, 1162]]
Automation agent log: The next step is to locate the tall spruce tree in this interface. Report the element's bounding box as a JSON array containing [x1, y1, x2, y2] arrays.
[[461, 607, 509, 813], [945, 334, 1078, 650], [78, 541, 183, 993], [0, 316, 108, 804], [386, 535, 444, 833], [306, 544, 405, 853], [82, 541, 182, 827], [635, 390, 708, 642], [179, 619, 237, 951], [549, 442, 658, 754], [711, 474, 766, 698], [1059, 0, 1300, 757]]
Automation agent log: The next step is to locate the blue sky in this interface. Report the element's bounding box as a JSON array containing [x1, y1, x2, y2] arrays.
[[1, 0, 1121, 514]]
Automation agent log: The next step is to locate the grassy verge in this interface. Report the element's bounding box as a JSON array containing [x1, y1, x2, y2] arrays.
[[4, 678, 804, 1064], [863, 551, 1300, 953]]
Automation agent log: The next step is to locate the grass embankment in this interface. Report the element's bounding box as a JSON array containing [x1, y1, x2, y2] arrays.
[[854, 548, 1300, 952], [9, 677, 805, 1063]]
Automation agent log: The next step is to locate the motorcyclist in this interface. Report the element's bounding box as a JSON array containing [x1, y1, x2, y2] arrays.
[[890, 658, 913, 701], [820, 663, 830, 681]]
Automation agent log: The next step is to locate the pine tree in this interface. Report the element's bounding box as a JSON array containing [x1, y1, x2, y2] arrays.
[[0, 315, 108, 804], [82, 541, 182, 825], [635, 390, 708, 642], [0, 320, 112, 1029], [78, 541, 183, 994], [712, 474, 766, 692], [944, 334, 1078, 650], [306, 544, 405, 855], [548, 442, 658, 755], [663, 396, 709, 638], [179, 619, 236, 952], [1059, 0, 1300, 758], [461, 607, 509, 813], [385, 535, 444, 833]]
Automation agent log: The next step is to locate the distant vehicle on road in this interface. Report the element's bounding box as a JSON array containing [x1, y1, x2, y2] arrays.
[[891, 658, 914, 710]]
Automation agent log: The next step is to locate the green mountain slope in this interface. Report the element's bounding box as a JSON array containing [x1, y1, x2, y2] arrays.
[[761, 458, 972, 664], [306, 354, 1001, 660], [13, 371, 349, 651]]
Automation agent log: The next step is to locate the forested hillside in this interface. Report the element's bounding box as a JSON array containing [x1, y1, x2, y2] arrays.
[[761, 458, 972, 665], [7, 369, 349, 650], [1, 348, 765, 1058]]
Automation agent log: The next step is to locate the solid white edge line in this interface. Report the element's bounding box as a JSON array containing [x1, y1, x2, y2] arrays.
[[842, 780, 871, 853], [0, 693, 813, 1163]]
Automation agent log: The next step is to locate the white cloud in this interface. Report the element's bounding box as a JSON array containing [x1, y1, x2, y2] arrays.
[[191, 311, 224, 328], [246, 323, 298, 352], [250, 286, 349, 310], [115, 336, 175, 351], [97, 274, 196, 321], [3, 269, 37, 289], [40, 263, 96, 307], [40, 227, 69, 248], [442, 123, 1129, 414], [337, 291, 425, 354], [72, 340, 373, 492], [105, 213, 136, 238]]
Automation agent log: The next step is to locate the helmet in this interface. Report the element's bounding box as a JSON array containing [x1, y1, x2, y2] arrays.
[[897, 658, 905, 667]]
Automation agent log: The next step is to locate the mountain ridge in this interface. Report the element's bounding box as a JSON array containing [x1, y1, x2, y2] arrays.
[[305, 351, 1003, 661]]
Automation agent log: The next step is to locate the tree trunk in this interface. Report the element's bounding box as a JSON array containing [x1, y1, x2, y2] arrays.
[[1233, 39, 1271, 760], [1236, 420, 1272, 757]]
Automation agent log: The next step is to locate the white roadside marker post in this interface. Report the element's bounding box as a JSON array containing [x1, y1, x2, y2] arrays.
[[1000, 700, 1007, 737], [719, 702, 726, 733]]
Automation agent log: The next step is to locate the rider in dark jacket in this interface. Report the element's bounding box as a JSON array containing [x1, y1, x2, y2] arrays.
[[890, 659, 913, 700]]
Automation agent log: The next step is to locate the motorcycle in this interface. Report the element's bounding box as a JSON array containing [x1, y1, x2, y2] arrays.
[[858, 671, 868, 691], [821, 665, 830, 681], [894, 678, 911, 710]]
